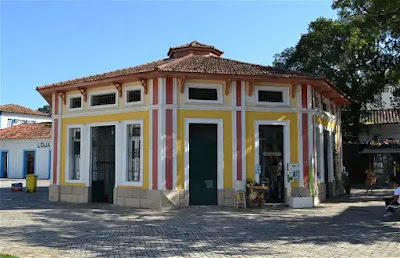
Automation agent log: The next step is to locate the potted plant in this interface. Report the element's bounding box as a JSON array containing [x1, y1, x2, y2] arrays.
[[342, 171, 351, 194], [246, 178, 256, 187]]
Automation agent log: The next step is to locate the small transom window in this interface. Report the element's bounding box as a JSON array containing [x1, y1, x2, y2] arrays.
[[127, 90, 141, 103], [255, 86, 289, 106], [70, 97, 82, 109], [258, 91, 283, 103], [188, 88, 218, 101], [91, 93, 116, 106]]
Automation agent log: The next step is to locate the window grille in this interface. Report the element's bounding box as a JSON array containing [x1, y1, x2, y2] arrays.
[[70, 97, 82, 109], [7, 119, 12, 127], [258, 90, 283, 103], [188, 88, 218, 101], [91, 93, 116, 106], [69, 128, 81, 180], [127, 124, 141, 182], [127, 90, 141, 103]]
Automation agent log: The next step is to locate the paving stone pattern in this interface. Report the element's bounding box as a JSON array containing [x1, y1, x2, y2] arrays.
[[0, 180, 399, 257]]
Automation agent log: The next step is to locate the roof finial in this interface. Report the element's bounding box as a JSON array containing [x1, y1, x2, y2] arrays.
[[167, 41, 223, 58]]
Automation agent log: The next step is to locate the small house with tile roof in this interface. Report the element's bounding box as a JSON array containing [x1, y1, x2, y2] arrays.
[[0, 122, 52, 179], [344, 109, 400, 184], [37, 41, 350, 207], [0, 104, 51, 129]]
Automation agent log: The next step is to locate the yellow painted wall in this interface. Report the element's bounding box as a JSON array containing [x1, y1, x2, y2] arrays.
[[60, 111, 150, 189], [176, 110, 233, 189], [245, 111, 299, 181], [177, 79, 233, 106], [315, 116, 337, 130]]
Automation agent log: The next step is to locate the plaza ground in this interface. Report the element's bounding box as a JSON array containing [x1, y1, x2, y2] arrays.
[[0, 180, 399, 257]]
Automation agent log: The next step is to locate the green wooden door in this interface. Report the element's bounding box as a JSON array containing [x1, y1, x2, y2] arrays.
[[189, 124, 218, 205]]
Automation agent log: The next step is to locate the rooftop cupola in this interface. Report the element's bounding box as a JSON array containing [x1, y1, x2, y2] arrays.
[[167, 41, 224, 58]]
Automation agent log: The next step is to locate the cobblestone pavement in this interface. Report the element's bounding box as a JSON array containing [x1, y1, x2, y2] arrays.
[[0, 180, 399, 257]]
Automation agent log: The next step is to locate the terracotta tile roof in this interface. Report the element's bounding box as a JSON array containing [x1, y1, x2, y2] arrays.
[[0, 104, 50, 116], [361, 109, 400, 125], [37, 54, 321, 89], [0, 122, 52, 140], [167, 41, 224, 57]]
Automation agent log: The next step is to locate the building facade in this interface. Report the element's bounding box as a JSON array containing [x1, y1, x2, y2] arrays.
[[0, 104, 51, 129], [0, 123, 52, 179], [37, 41, 349, 208], [345, 109, 400, 184]]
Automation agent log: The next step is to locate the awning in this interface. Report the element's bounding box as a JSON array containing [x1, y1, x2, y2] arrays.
[[359, 148, 400, 154]]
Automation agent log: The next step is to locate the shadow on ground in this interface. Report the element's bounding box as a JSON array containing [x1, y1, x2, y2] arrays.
[[0, 186, 399, 257]]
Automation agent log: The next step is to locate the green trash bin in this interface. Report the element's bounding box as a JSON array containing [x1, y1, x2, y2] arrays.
[[26, 174, 38, 193]]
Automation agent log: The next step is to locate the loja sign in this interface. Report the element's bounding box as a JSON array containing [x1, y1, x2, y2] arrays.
[[37, 142, 51, 148]]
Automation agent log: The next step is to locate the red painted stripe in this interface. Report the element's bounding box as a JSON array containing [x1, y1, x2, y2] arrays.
[[165, 109, 173, 190], [302, 113, 309, 186], [52, 119, 58, 184], [236, 111, 242, 180], [236, 81, 241, 106], [301, 84, 307, 109], [54, 94, 59, 115], [166, 78, 173, 105], [153, 78, 158, 105], [152, 109, 158, 189]]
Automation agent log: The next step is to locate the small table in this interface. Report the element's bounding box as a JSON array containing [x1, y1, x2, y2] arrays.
[[246, 186, 268, 207]]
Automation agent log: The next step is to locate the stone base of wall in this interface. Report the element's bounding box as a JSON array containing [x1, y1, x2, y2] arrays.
[[59, 185, 90, 203], [114, 188, 190, 209], [218, 189, 235, 207], [314, 183, 327, 206], [50, 185, 239, 209], [49, 185, 60, 202], [314, 181, 345, 206]]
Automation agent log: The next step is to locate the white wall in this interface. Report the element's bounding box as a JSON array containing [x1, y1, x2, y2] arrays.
[[0, 138, 51, 179], [0, 112, 51, 129], [359, 124, 400, 142]]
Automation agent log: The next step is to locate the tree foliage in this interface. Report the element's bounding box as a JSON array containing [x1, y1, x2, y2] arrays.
[[38, 105, 51, 115], [273, 0, 400, 138]]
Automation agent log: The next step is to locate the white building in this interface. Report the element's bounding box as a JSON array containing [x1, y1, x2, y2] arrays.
[[0, 104, 51, 129], [0, 121, 52, 179]]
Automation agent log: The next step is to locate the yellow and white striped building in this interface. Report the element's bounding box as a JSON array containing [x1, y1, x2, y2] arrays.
[[37, 41, 350, 208]]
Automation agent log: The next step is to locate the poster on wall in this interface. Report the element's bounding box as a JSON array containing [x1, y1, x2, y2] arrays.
[[288, 163, 300, 182]]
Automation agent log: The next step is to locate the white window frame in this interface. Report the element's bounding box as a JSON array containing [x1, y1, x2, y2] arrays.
[[121, 119, 144, 186], [65, 124, 84, 183], [67, 94, 83, 111], [123, 85, 144, 106], [315, 93, 322, 109], [322, 99, 331, 114], [88, 89, 118, 109], [254, 86, 290, 106], [185, 83, 223, 104]]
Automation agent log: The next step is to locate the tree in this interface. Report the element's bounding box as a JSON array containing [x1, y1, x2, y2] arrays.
[[273, 0, 400, 138], [38, 105, 51, 115]]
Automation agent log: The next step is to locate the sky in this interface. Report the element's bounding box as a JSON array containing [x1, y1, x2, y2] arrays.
[[0, 1, 337, 109]]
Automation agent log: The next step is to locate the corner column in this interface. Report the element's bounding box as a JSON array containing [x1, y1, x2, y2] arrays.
[[49, 93, 61, 202]]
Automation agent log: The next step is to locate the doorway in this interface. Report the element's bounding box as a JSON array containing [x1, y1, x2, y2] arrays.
[[91, 126, 115, 203], [23, 151, 35, 178], [323, 130, 330, 198], [1, 152, 8, 178], [189, 124, 218, 205], [258, 125, 285, 203]]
